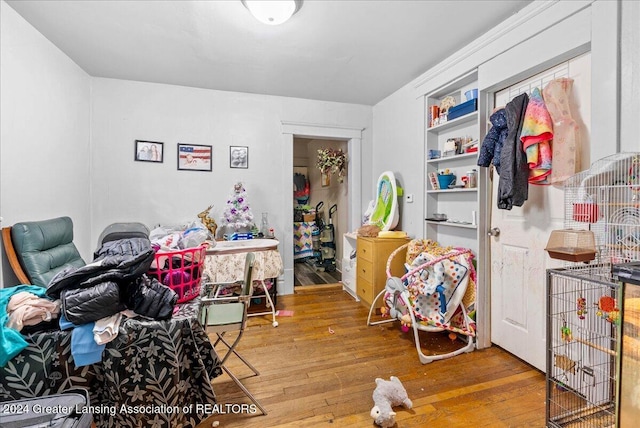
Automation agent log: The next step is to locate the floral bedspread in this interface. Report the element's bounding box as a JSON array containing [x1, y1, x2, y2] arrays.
[[0, 298, 222, 428]]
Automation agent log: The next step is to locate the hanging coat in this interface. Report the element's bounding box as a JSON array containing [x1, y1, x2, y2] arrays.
[[477, 108, 508, 174], [497, 93, 530, 210]]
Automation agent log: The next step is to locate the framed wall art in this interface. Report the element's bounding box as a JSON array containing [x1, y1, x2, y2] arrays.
[[135, 140, 164, 163], [177, 143, 212, 171], [230, 146, 248, 169]]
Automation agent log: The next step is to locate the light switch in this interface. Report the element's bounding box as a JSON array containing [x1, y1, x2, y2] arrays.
[[405, 194, 414, 203]]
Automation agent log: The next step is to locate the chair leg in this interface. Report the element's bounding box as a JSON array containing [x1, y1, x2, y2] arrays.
[[217, 334, 260, 376], [222, 365, 267, 415], [247, 280, 279, 327]]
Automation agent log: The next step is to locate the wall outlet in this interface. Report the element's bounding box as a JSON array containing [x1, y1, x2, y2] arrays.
[[405, 193, 414, 203]]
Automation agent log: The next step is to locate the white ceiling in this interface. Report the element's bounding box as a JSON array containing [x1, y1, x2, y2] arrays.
[[6, 0, 533, 105]]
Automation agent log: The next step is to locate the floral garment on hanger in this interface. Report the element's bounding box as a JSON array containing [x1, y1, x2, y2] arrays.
[[543, 78, 580, 184]]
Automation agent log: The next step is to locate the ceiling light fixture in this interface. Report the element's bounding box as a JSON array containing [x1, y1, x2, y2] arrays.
[[241, 0, 303, 26]]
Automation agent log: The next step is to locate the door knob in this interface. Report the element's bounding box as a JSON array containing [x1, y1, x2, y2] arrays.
[[487, 227, 500, 237]]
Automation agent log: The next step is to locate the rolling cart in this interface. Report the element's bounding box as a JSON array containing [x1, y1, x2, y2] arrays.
[[319, 204, 338, 272], [311, 201, 324, 263]]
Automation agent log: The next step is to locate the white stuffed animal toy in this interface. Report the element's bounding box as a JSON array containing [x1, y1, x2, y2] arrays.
[[370, 376, 413, 427]]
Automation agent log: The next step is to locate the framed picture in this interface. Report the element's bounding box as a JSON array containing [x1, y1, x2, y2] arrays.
[[177, 143, 212, 171], [135, 140, 164, 163], [230, 146, 248, 169]]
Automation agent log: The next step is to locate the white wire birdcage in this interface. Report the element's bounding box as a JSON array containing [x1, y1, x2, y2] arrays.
[[546, 152, 640, 427], [561, 152, 640, 278]]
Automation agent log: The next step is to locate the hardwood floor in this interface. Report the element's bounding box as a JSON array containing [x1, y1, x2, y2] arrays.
[[198, 285, 546, 428], [294, 259, 342, 285]]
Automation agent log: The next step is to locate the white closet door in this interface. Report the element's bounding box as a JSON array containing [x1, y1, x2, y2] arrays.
[[489, 55, 591, 371]]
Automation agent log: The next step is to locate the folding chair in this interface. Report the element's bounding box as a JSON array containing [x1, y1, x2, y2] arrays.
[[200, 252, 267, 415]]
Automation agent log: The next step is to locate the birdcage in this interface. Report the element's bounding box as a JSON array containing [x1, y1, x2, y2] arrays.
[[546, 152, 640, 427], [561, 152, 640, 274]]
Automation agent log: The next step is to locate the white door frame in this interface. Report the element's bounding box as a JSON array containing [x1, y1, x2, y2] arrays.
[[280, 122, 363, 295]]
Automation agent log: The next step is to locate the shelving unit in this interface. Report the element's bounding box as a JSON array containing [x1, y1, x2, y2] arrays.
[[423, 70, 484, 256], [340, 232, 358, 301]]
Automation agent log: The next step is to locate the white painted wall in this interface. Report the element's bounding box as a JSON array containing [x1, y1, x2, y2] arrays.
[[371, 83, 424, 238], [89, 77, 371, 259], [0, 1, 91, 286], [620, 0, 640, 152]]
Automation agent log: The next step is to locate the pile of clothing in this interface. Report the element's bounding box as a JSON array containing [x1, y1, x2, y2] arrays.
[[47, 237, 177, 324], [1, 236, 178, 368]]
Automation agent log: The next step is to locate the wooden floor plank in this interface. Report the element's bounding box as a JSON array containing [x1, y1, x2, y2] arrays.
[[198, 286, 546, 427], [294, 260, 341, 286]]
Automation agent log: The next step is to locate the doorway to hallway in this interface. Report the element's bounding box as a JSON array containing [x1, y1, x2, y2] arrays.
[[292, 137, 347, 286], [280, 122, 363, 296]]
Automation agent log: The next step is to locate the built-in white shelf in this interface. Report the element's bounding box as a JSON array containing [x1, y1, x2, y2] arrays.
[[425, 220, 477, 229], [426, 111, 477, 133], [427, 187, 478, 194], [427, 152, 478, 164]]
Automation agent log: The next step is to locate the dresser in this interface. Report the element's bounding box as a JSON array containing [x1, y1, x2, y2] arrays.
[[356, 236, 409, 307]]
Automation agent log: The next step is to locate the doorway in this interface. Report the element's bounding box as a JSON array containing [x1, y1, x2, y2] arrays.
[[280, 122, 363, 296], [293, 137, 347, 286]]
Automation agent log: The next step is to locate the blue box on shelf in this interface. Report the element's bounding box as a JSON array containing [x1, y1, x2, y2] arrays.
[[225, 232, 254, 241], [447, 98, 478, 121], [428, 149, 441, 160]]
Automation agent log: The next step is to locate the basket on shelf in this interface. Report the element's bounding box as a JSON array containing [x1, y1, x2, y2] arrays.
[[147, 244, 208, 303]]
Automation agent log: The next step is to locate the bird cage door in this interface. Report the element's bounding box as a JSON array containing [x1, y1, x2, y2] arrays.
[[489, 55, 592, 372]]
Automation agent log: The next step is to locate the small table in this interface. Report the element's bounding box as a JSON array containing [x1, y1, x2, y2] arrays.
[[204, 239, 283, 327]]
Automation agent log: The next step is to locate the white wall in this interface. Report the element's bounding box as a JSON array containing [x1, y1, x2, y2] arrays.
[[0, 1, 91, 286], [371, 83, 424, 237], [90, 78, 371, 252], [620, 0, 640, 152]]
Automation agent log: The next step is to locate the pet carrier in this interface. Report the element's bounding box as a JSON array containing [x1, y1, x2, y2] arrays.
[[546, 152, 640, 427]]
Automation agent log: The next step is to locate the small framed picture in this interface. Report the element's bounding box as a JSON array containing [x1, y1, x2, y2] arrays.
[[177, 143, 212, 171], [230, 146, 248, 169], [135, 140, 164, 163]]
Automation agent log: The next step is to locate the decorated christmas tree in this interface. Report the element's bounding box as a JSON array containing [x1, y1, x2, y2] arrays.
[[221, 182, 254, 230]]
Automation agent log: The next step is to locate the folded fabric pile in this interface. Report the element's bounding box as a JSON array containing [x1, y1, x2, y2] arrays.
[[6, 290, 60, 331], [0, 285, 57, 367]]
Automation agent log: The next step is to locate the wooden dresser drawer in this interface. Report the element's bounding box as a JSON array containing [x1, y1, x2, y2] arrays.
[[355, 236, 409, 307], [357, 238, 374, 262], [357, 277, 375, 306], [356, 257, 374, 284]]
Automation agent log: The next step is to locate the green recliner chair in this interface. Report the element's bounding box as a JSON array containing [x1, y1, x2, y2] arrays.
[[4, 216, 86, 287]]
